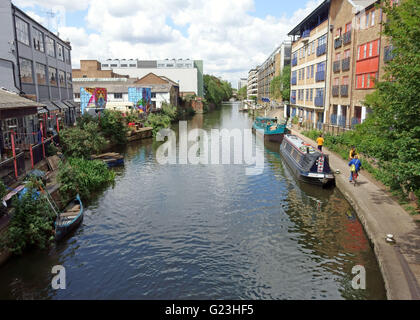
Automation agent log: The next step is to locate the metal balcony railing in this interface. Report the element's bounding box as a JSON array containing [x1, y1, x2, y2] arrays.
[[292, 57, 297, 66], [333, 61, 341, 73], [317, 44, 327, 56], [314, 95, 324, 107], [332, 85, 339, 97], [334, 37, 342, 49], [342, 57, 350, 71], [340, 85, 349, 97], [315, 70, 325, 82], [343, 31, 351, 45]]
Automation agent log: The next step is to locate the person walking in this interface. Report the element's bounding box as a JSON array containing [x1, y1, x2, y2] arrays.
[[316, 134, 324, 152], [298, 116, 303, 129], [348, 155, 362, 183]]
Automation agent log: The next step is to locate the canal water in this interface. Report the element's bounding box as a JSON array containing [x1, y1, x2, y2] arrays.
[[0, 102, 386, 299]]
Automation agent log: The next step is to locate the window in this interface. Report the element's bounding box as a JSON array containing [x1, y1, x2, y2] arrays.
[[369, 42, 373, 56], [121, 64, 128, 67], [57, 44, 64, 61], [306, 89, 309, 100], [59, 70, 65, 86], [129, 64, 136, 67], [64, 48, 70, 64], [302, 46, 305, 58], [345, 22, 352, 33], [15, 17, 29, 45], [32, 28, 44, 52], [102, 64, 109, 68], [336, 27, 342, 37], [358, 46, 360, 59], [302, 68, 305, 79], [307, 66, 310, 79], [48, 67, 57, 86], [36, 63, 47, 85], [151, 92, 156, 98], [19, 58, 33, 83], [67, 72, 72, 87], [46, 37, 55, 57], [114, 93, 123, 99], [364, 44, 367, 58], [366, 13, 370, 28], [342, 76, 349, 85], [377, 39, 381, 55], [311, 65, 314, 78], [335, 53, 341, 61], [74, 93, 80, 99], [310, 89, 313, 101], [371, 11, 375, 26], [110, 64, 118, 67], [367, 74, 370, 87], [317, 62, 325, 72], [361, 75, 365, 88], [334, 77, 339, 86], [344, 49, 350, 58], [318, 34, 327, 46]]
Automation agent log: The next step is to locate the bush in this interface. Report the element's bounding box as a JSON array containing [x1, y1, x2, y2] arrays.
[[60, 121, 106, 158], [58, 157, 115, 202], [145, 113, 172, 137], [5, 181, 56, 255], [99, 110, 128, 145]]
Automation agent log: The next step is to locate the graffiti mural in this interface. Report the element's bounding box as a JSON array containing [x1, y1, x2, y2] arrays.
[[80, 88, 108, 114], [128, 87, 152, 114]]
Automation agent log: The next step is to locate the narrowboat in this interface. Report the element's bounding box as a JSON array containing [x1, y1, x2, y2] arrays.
[[91, 152, 124, 167], [280, 134, 335, 187], [55, 194, 84, 241], [252, 117, 290, 143]]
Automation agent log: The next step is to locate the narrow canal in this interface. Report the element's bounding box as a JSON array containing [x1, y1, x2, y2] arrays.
[[0, 102, 386, 299]]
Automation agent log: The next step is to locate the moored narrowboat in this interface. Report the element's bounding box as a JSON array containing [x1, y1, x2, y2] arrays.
[[252, 117, 290, 143], [280, 134, 335, 187], [55, 194, 84, 241]]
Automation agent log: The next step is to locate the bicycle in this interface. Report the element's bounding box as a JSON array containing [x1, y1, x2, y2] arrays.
[[351, 170, 359, 186]]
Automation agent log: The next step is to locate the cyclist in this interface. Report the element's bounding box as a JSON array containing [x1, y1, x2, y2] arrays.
[[348, 155, 362, 183]]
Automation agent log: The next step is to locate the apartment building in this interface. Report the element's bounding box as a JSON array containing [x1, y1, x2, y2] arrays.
[[288, 0, 330, 127], [0, 0, 76, 155], [325, 0, 394, 128], [257, 41, 291, 104], [100, 58, 203, 97], [238, 78, 247, 90], [247, 68, 258, 100]]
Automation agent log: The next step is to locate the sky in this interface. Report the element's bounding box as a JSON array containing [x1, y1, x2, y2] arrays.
[[13, 0, 324, 86]]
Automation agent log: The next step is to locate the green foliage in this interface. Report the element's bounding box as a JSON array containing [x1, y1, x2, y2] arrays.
[[47, 142, 59, 156], [58, 157, 115, 202], [161, 102, 178, 120], [269, 65, 291, 101], [77, 112, 96, 129], [237, 85, 247, 100], [145, 113, 172, 137], [60, 121, 106, 158], [99, 110, 128, 145], [5, 181, 55, 255], [203, 74, 233, 106]]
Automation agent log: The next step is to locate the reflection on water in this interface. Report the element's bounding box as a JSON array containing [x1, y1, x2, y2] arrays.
[[0, 103, 386, 300]]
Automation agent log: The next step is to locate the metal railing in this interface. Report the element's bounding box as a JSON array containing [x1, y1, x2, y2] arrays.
[[315, 71, 325, 82], [334, 37, 342, 49], [342, 57, 350, 71], [333, 61, 341, 73], [340, 85, 349, 97], [343, 31, 351, 45], [314, 96, 324, 107], [317, 44, 326, 56]]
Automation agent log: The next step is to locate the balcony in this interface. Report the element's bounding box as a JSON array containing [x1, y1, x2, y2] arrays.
[[315, 70, 325, 82], [384, 46, 395, 62], [292, 57, 298, 66], [317, 44, 326, 56], [342, 57, 350, 71], [334, 37, 342, 49], [333, 61, 341, 73], [343, 31, 351, 45], [314, 95, 324, 107], [340, 85, 349, 97], [291, 77, 297, 85], [332, 85, 339, 97]]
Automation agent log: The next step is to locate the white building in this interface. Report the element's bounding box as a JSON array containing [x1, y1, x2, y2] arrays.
[[238, 78, 248, 90], [100, 59, 203, 97], [247, 68, 258, 100]]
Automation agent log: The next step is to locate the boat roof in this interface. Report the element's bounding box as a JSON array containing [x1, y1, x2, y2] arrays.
[[256, 117, 277, 121], [284, 134, 319, 154]]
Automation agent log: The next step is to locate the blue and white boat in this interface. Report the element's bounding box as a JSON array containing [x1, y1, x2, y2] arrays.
[[55, 194, 84, 241], [252, 117, 290, 143]]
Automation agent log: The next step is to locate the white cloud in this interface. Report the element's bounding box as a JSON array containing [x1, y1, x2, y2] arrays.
[[18, 0, 323, 84]]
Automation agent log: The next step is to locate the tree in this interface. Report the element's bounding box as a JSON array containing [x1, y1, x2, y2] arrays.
[[269, 65, 291, 102], [203, 74, 233, 106], [237, 85, 247, 100], [363, 0, 420, 198]]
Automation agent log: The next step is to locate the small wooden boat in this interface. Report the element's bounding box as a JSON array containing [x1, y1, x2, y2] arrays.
[[55, 194, 83, 241], [280, 134, 335, 187], [91, 152, 124, 167], [252, 117, 290, 143]]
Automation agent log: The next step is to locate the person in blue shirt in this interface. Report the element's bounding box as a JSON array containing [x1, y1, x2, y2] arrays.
[[348, 155, 362, 182]]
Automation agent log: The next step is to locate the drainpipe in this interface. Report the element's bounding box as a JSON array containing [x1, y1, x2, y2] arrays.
[[0, 58, 20, 92]]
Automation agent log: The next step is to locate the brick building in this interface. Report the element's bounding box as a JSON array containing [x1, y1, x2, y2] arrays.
[[72, 60, 128, 79]]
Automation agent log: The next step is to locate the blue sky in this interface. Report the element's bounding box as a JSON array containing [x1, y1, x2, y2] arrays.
[[14, 0, 321, 83]]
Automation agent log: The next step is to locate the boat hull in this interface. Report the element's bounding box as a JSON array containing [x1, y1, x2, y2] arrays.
[[55, 195, 84, 241], [253, 127, 285, 143]]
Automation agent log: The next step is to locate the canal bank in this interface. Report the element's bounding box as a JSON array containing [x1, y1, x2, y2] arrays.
[[290, 128, 420, 300]]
